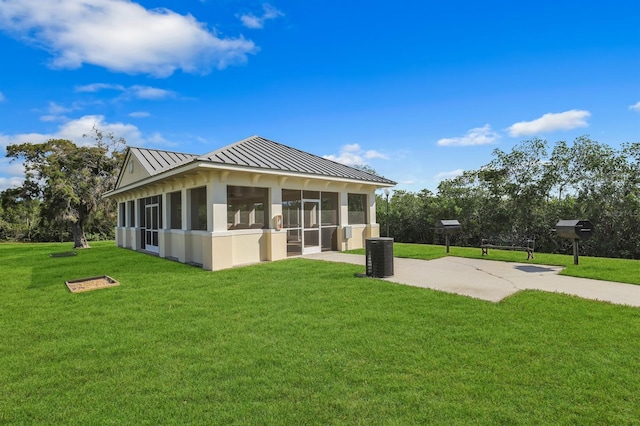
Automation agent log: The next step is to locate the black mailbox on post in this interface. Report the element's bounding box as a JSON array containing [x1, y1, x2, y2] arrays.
[[435, 220, 462, 253], [555, 219, 594, 240], [554, 219, 594, 265]]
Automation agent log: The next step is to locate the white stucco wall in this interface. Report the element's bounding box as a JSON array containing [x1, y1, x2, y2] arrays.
[[113, 167, 384, 271]]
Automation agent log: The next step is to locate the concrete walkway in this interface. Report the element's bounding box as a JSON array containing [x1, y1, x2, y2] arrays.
[[304, 252, 640, 307]]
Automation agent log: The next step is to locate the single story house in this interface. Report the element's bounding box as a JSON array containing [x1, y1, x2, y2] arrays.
[[105, 135, 396, 270]]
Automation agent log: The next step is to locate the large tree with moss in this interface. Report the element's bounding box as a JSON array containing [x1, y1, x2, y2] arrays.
[[6, 128, 125, 248]]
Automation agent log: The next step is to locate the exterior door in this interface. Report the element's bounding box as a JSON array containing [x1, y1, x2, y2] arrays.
[[302, 200, 321, 254], [145, 204, 159, 253]]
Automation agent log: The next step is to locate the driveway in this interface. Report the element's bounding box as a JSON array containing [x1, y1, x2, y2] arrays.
[[305, 252, 640, 307]]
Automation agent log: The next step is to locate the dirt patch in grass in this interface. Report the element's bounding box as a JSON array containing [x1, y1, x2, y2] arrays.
[[66, 275, 119, 293]]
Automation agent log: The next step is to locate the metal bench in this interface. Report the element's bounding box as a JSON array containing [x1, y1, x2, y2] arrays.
[[481, 237, 535, 260]]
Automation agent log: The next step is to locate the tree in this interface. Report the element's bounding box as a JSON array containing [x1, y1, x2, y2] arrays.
[[6, 127, 125, 248], [0, 187, 41, 241]]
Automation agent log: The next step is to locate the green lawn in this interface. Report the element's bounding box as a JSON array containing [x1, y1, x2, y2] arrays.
[[349, 242, 640, 285], [2, 242, 640, 424]]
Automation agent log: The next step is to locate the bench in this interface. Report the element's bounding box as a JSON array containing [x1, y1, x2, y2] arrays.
[[481, 237, 535, 260]]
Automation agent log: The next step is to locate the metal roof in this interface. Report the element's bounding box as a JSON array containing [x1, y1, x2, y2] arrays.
[[122, 136, 396, 186], [199, 135, 396, 185], [129, 147, 197, 176]]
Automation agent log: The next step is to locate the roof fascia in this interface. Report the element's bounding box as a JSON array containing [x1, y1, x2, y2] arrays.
[[106, 158, 395, 198], [197, 163, 396, 187], [113, 148, 133, 190], [105, 160, 201, 198]]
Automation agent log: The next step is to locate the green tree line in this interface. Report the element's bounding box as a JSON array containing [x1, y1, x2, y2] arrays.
[[1, 128, 124, 247], [2, 134, 639, 258], [377, 136, 640, 259]]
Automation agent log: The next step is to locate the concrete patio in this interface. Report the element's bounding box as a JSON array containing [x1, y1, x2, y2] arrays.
[[305, 252, 640, 307]]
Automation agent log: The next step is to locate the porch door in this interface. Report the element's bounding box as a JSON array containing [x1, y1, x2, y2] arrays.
[[145, 203, 159, 253], [302, 200, 321, 254]]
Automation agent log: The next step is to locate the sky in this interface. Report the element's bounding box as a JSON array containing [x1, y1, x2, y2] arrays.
[[0, 0, 639, 194]]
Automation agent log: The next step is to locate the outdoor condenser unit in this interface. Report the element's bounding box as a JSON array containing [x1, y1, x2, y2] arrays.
[[365, 237, 394, 278]]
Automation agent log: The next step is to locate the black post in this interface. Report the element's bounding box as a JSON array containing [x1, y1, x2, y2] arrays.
[[573, 238, 579, 265], [445, 234, 450, 253], [385, 193, 390, 237]]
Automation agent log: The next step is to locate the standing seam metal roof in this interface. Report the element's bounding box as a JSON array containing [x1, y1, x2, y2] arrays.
[[198, 136, 396, 184], [130, 147, 197, 176], [126, 136, 396, 185]]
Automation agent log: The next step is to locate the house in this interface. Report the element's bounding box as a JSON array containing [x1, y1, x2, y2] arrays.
[[105, 135, 396, 270]]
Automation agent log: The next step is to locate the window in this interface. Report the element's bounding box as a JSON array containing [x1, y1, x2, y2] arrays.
[[169, 191, 182, 230], [190, 187, 207, 231], [282, 189, 301, 229], [321, 192, 338, 226], [348, 193, 367, 224], [227, 186, 268, 230], [119, 203, 126, 227]]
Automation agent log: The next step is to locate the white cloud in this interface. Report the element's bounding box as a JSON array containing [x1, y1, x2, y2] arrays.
[[508, 110, 590, 137], [0, 115, 144, 149], [0, 0, 257, 77], [629, 101, 640, 112], [365, 149, 388, 160], [239, 4, 284, 29], [437, 124, 500, 147], [75, 83, 125, 93], [434, 169, 464, 182], [59, 115, 145, 146], [323, 143, 388, 167], [46, 101, 73, 115], [0, 175, 25, 191], [0, 114, 179, 189], [37, 101, 89, 122], [0, 148, 26, 191], [75, 83, 175, 100], [129, 85, 175, 100], [129, 111, 151, 118]]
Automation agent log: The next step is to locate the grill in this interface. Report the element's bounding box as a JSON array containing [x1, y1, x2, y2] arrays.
[[365, 237, 394, 278], [435, 219, 462, 253], [554, 219, 594, 265]]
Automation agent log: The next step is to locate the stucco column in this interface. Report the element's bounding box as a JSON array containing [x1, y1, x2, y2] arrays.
[[340, 191, 349, 225], [134, 198, 142, 250], [368, 189, 377, 224], [270, 185, 283, 225], [366, 189, 380, 239], [209, 180, 233, 270], [268, 186, 286, 261], [124, 201, 130, 227], [181, 188, 188, 230], [159, 193, 168, 258], [206, 181, 214, 232], [338, 190, 350, 250], [212, 181, 228, 233]]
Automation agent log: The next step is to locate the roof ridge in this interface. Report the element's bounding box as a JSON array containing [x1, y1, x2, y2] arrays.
[[197, 135, 261, 160], [129, 146, 198, 157], [203, 135, 387, 179]]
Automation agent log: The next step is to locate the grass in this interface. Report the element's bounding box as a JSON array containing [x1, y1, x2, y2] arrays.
[[2, 241, 640, 424], [348, 242, 640, 285]]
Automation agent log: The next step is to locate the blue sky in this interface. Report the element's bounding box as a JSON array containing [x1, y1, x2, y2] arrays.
[[0, 0, 638, 193]]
